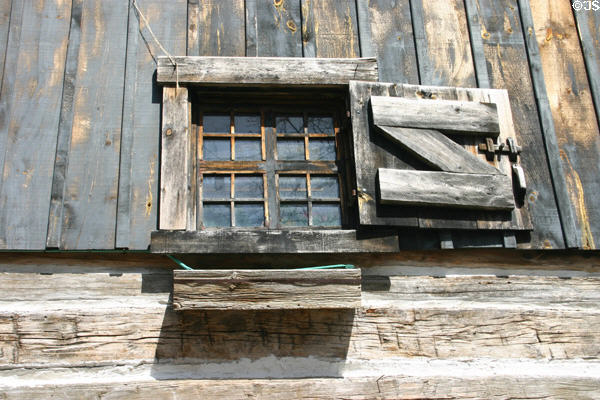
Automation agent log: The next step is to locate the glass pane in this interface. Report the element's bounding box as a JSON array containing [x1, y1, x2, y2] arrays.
[[280, 203, 308, 227], [277, 139, 305, 160], [276, 115, 304, 133], [203, 138, 230, 160], [279, 176, 307, 199], [203, 175, 230, 199], [235, 203, 264, 227], [235, 175, 263, 198], [204, 203, 231, 227], [311, 176, 339, 199], [235, 139, 261, 161], [204, 114, 230, 133], [312, 204, 341, 227], [234, 114, 261, 134], [307, 115, 334, 133], [309, 138, 336, 160]]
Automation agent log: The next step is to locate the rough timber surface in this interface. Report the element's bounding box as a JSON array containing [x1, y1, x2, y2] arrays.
[[59, 0, 129, 250], [0, 0, 11, 87], [529, 0, 600, 250], [151, 229, 400, 253], [378, 168, 514, 210], [173, 269, 361, 310], [0, 0, 71, 250], [116, 0, 187, 249], [188, 0, 245, 57], [157, 56, 378, 86], [245, 0, 302, 57], [473, 0, 565, 249]]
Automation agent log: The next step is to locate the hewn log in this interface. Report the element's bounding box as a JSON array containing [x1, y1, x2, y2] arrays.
[[156, 56, 378, 86], [378, 168, 514, 210], [371, 95, 500, 135], [173, 269, 361, 310]]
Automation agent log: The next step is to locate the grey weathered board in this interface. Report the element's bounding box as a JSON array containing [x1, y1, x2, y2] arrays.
[[58, 0, 129, 250], [172, 269, 362, 310], [0, 0, 71, 249], [150, 229, 400, 253], [160, 87, 190, 231], [245, 0, 302, 57], [187, 0, 245, 57], [363, 0, 418, 83], [378, 168, 514, 210], [376, 126, 502, 175], [157, 56, 378, 86], [0, 0, 11, 89], [301, 0, 360, 58], [517, 0, 580, 249], [116, 0, 187, 250], [371, 96, 500, 135], [47, 0, 83, 249], [471, 0, 565, 248]]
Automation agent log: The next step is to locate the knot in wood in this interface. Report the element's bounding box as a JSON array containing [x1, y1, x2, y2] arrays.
[[165, 128, 173, 136]]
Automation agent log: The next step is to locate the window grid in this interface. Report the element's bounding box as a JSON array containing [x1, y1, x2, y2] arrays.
[[196, 107, 344, 229]]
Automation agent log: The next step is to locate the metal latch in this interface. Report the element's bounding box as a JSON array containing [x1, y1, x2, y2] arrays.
[[478, 138, 522, 161]]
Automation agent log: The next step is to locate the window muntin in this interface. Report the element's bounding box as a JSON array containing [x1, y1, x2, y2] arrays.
[[194, 104, 346, 229]]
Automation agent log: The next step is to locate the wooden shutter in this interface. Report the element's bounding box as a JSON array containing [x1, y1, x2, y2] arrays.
[[349, 81, 531, 231]]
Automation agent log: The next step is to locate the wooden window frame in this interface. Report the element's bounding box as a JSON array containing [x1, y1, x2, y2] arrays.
[[152, 56, 401, 253]]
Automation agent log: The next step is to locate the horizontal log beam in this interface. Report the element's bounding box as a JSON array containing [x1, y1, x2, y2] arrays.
[[378, 168, 514, 210], [150, 229, 400, 253], [157, 57, 378, 86], [173, 269, 361, 310], [371, 95, 500, 135]]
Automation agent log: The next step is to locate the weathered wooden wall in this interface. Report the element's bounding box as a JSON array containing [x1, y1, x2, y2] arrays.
[[1, 252, 599, 397], [0, 0, 599, 250]]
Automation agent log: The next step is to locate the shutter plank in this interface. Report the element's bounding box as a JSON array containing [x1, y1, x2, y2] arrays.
[[376, 126, 502, 175], [159, 87, 189, 230], [378, 168, 514, 211], [371, 96, 500, 135]]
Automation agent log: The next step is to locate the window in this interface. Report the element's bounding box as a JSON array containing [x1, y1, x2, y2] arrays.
[[191, 91, 350, 230]]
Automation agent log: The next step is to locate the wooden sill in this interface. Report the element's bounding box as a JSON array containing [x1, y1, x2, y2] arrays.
[[150, 229, 399, 254], [172, 269, 362, 310]]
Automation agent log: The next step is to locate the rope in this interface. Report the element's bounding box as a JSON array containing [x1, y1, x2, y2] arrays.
[[132, 0, 179, 90]]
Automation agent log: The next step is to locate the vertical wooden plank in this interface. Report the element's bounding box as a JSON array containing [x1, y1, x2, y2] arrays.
[[116, 0, 187, 249], [60, 0, 129, 250], [47, 0, 83, 248], [574, 6, 600, 127], [474, 0, 565, 249], [301, 0, 360, 58], [0, 0, 71, 250], [410, 0, 477, 87], [517, 0, 580, 249], [365, 0, 418, 83], [160, 87, 189, 230], [0, 0, 12, 87], [190, 0, 245, 57], [528, 0, 600, 249], [464, 0, 491, 88], [355, 0, 375, 57], [246, 0, 302, 57]]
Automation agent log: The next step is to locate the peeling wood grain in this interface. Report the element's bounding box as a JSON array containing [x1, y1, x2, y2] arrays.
[[0, 0, 12, 88], [475, 0, 565, 249], [192, 0, 245, 56], [411, 0, 477, 87], [0, 0, 71, 250], [301, 0, 359, 58], [59, 0, 129, 250], [574, 6, 600, 133], [116, 0, 187, 249], [366, 0, 418, 83], [157, 56, 378, 86], [529, 0, 600, 250], [173, 269, 361, 310]]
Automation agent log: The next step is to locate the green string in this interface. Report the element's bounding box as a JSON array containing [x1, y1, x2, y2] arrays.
[[167, 254, 194, 270], [167, 255, 354, 271]]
